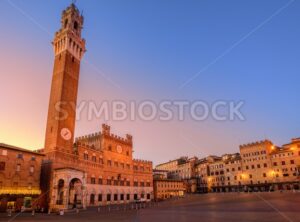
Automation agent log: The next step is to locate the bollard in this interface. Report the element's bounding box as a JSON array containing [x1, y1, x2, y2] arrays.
[[97, 207, 100, 213], [76, 208, 79, 214], [135, 203, 138, 210], [108, 206, 111, 212], [131, 204, 134, 210], [48, 208, 51, 214], [32, 210, 35, 216]]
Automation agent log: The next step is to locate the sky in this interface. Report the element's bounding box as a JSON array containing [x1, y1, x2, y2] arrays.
[[0, 0, 299, 165]]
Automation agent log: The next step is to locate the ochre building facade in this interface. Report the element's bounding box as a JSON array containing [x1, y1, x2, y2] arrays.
[[157, 138, 300, 193]]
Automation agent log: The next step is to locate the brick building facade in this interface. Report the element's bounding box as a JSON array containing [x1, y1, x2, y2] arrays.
[[40, 3, 153, 211], [0, 144, 44, 212]]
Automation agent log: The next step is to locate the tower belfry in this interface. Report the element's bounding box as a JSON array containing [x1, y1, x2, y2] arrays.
[[44, 3, 86, 154]]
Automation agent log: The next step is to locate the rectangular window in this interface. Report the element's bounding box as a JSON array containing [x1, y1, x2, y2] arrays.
[[92, 156, 96, 162], [17, 153, 23, 159], [282, 161, 286, 165], [107, 179, 112, 185], [263, 173, 266, 177], [126, 164, 130, 169], [257, 164, 260, 168], [134, 181, 138, 187], [31, 156, 36, 161], [98, 178, 103, 185], [107, 160, 112, 166], [16, 164, 21, 172], [273, 162, 277, 166], [290, 160, 295, 164], [98, 194, 102, 202], [114, 180, 118, 186], [0, 162, 5, 171], [1, 150, 7, 156], [29, 166, 34, 173], [120, 194, 124, 201], [114, 194, 118, 201], [114, 162, 118, 167], [99, 158, 103, 164], [91, 178, 96, 184], [126, 181, 130, 186], [107, 194, 111, 201], [264, 163, 267, 168], [127, 194, 130, 200]]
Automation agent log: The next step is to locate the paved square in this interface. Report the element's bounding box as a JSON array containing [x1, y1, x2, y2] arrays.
[[1, 193, 299, 222]]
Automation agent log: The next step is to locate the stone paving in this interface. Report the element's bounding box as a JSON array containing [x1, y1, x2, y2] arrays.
[[1, 192, 300, 222]]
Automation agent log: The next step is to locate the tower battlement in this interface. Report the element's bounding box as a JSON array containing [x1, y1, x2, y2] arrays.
[[101, 124, 133, 145], [75, 124, 133, 148], [239, 140, 273, 149], [53, 3, 86, 61], [133, 159, 153, 165]]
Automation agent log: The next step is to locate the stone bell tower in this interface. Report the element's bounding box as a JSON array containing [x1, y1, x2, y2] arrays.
[[44, 3, 86, 154]]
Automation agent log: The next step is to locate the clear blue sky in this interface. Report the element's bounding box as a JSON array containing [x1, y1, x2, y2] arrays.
[[0, 0, 299, 165]]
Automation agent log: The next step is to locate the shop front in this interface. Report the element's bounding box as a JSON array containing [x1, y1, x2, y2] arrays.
[[0, 188, 41, 212]]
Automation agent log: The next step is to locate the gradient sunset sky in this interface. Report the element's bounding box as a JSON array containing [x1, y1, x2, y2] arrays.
[[0, 0, 299, 165]]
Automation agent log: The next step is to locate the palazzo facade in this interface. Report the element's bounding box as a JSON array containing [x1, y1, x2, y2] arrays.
[[40, 3, 153, 211]]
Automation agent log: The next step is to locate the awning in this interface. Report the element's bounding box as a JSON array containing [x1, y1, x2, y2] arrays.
[[0, 187, 41, 195]]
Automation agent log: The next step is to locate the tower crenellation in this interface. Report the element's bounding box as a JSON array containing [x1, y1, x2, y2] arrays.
[[53, 3, 86, 61]]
